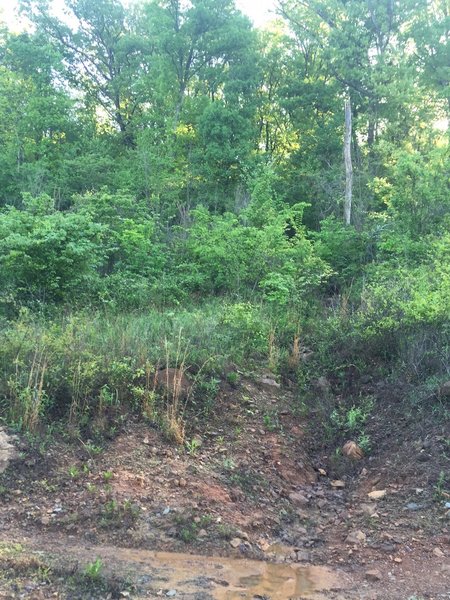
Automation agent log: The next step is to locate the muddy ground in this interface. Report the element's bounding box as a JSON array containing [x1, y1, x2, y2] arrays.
[[0, 375, 449, 599]]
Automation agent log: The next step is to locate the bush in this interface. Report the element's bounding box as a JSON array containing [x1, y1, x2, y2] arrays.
[[0, 302, 283, 432], [0, 194, 104, 311]]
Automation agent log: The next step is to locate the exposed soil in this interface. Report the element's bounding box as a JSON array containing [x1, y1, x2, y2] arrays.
[[0, 376, 449, 599]]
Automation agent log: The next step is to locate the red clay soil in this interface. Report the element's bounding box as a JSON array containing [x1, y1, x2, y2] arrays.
[[0, 377, 448, 599]]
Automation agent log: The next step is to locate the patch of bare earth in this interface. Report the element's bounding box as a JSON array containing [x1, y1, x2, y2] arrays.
[[0, 377, 449, 599]]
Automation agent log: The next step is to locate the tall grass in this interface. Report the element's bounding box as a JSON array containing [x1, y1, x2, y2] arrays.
[[0, 301, 276, 433]]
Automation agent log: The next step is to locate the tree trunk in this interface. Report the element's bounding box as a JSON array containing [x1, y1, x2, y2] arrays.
[[344, 96, 353, 225]]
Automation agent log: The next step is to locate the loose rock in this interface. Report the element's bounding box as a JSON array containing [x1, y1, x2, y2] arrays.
[[259, 377, 281, 388], [360, 503, 377, 517], [368, 490, 386, 500], [289, 492, 309, 506], [0, 428, 18, 474], [365, 569, 382, 582], [346, 530, 366, 544], [331, 480, 345, 489]]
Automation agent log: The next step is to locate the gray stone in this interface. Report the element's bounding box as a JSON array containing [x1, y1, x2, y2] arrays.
[[0, 428, 18, 474], [405, 502, 422, 511]]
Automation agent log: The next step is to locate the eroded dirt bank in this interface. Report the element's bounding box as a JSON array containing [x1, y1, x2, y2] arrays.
[[0, 377, 449, 599]]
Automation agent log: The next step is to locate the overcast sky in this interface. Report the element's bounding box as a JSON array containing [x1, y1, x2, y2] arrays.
[[0, 0, 278, 31]]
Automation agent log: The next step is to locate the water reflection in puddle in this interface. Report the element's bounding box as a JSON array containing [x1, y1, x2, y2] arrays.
[[214, 561, 342, 599], [108, 547, 348, 599]]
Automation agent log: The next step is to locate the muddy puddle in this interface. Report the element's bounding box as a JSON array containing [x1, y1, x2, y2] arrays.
[[78, 545, 350, 599]]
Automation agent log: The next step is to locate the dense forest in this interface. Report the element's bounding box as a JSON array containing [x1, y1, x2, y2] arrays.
[[0, 0, 448, 437]]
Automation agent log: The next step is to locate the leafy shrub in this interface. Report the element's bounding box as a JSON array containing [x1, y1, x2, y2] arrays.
[[0, 195, 104, 310]]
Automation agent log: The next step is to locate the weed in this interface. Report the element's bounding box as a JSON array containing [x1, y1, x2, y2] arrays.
[[173, 513, 212, 543], [37, 565, 52, 583], [81, 440, 103, 457], [222, 457, 236, 470], [99, 499, 140, 529], [328, 395, 374, 448], [132, 360, 157, 418], [98, 385, 118, 414], [39, 479, 57, 493], [194, 376, 220, 416], [263, 410, 280, 432], [84, 558, 103, 580], [226, 371, 240, 387], [103, 470, 114, 482], [216, 523, 238, 540], [68, 465, 80, 479], [185, 438, 200, 455], [434, 471, 449, 502], [357, 433, 372, 454], [7, 348, 48, 432], [161, 332, 190, 444]]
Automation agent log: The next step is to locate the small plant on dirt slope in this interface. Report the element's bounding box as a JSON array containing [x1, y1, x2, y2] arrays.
[[103, 470, 114, 482], [161, 331, 190, 444], [185, 438, 200, 455], [329, 395, 374, 451], [263, 410, 281, 432], [84, 558, 103, 580], [173, 513, 213, 543], [434, 471, 449, 502], [68, 465, 80, 479], [7, 343, 49, 432], [99, 499, 140, 529]]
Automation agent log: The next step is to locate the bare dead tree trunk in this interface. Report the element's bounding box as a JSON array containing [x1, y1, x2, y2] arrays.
[[344, 96, 353, 225]]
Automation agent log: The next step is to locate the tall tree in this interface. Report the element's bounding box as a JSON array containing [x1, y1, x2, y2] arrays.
[[21, 0, 151, 146]]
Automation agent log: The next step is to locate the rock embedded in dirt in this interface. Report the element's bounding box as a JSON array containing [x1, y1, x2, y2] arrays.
[[346, 530, 366, 544], [405, 502, 422, 511], [433, 547, 444, 558], [331, 480, 346, 489], [365, 569, 382, 582], [259, 377, 281, 388], [0, 428, 18, 474], [230, 538, 242, 548], [360, 503, 378, 517], [296, 550, 311, 562], [289, 492, 309, 506], [368, 490, 386, 500]]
